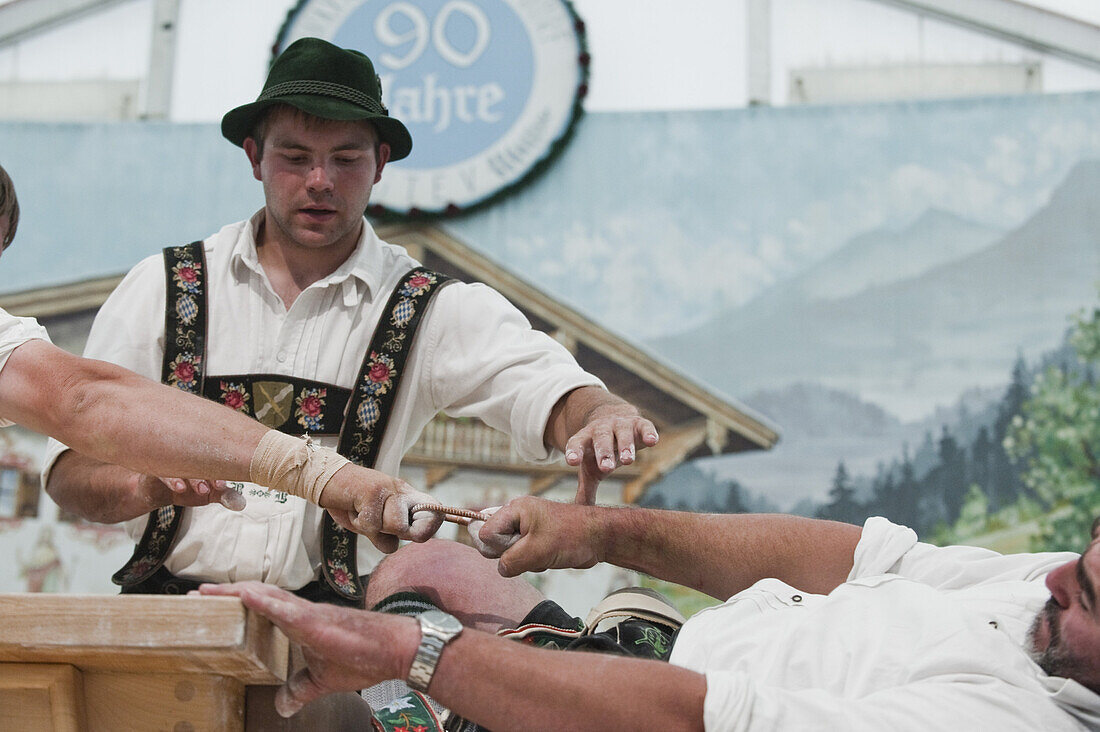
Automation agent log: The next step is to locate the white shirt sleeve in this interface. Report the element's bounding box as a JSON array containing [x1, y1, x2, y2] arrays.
[[703, 669, 1082, 732], [0, 307, 52, 427], [420, 282, 604, 463], [41, 253, 166, 474], [850, 515, 1078, 589]]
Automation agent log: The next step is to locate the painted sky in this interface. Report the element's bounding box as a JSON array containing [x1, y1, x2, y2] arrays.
[[447, 93, 1100, 341]]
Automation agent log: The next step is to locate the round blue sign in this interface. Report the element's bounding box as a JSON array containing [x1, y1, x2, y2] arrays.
[[276, 0, 588, 217]]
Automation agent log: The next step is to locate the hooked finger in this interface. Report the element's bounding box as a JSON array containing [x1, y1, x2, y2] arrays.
[[327, 508, 357, 533], [218, 491, 247, 511]]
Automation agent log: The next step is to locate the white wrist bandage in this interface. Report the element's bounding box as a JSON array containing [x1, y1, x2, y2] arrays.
[[249, 430, 350, 505]]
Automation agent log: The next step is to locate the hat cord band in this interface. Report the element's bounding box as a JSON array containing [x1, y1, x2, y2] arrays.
[[259, 80, 389, 116]]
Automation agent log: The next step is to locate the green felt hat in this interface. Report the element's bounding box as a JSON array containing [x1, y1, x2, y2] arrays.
[[221, 37, 411, 161]]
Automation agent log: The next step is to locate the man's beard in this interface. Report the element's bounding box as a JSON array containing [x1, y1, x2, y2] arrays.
[[1027, 598, 1094, 685]]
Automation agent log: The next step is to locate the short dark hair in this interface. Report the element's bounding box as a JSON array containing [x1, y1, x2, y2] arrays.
[[0, 163, 19, 251]]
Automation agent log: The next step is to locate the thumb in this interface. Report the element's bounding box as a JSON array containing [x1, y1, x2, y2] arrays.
[[275, 668, 325, 718], [475, 506, 522, 556], [496, 534, 536, 577]]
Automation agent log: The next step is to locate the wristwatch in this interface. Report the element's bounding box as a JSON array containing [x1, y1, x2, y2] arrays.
[[407, 609, 463, 692]]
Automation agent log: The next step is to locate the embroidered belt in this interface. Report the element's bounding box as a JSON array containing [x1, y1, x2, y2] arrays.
[[113, 240, 452, 605], [204, 375, 351, 436]]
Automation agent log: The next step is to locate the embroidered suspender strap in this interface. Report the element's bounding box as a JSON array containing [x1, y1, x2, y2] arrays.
[[322, 268, 453, 602], [201, 375, 352, 435], [113, 241, 209, 587], [115, 261, 452, 597], [161, 242, 209, 394]]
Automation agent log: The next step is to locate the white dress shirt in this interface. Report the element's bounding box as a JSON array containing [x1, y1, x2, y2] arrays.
[[0, 306, 51, 427], [669, 517, 1100, 731], [43, 211, 602, 587]]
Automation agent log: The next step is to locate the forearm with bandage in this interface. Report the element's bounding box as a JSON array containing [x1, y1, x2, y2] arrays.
[[249, 430, 350, 505]]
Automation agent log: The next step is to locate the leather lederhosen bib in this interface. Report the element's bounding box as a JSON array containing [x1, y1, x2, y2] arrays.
[[112, 240, 451, 605]]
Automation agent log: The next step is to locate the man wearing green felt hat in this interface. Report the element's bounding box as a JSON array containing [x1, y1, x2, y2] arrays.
[[220, 37, 413, 160], [44, 37, 656, 609]]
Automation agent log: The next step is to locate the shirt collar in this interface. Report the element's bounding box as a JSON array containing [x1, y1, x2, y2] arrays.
[[231, 208, 385, 305], [1042, 674, 1100, 724]]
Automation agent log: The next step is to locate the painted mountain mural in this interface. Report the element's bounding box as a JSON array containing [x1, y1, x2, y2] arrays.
[[652, 159, 1100, 422], [649, 160, 1100, 509]]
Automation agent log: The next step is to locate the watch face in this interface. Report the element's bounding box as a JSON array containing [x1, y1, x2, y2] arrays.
[[421, 609, 463, 635]]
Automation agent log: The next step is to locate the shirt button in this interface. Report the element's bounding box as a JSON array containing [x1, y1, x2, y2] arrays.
[[276, 351, 287, 363], [791, 595, 802, 603]]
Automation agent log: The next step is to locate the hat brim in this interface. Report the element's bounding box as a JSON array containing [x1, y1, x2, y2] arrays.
[[221, 96, 412, 161]]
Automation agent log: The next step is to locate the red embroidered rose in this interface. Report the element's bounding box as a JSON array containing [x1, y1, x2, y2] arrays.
[[178, 266, 197, 283], [408, 275, 430, 288], [300, 395, 322, 417], [174, 362, 195, 382], [223, 391, 245, 410], [368, 363, 391, 383], [332, 567, 350, 587], [412, 726, 429, 732], [393, 726, 409, 732]]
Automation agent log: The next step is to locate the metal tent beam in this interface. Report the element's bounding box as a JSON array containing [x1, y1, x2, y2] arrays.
[[874, 0, 1100, 69], [0, 0, 128, 47], [746, 0, 772, 105], [144, 0, 179, 119]]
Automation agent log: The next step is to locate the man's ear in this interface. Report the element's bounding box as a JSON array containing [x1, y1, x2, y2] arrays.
[[243, 138, 263, 181], [374, 143, 391, 184]]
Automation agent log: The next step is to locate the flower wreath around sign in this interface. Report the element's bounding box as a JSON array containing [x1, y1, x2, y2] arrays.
[[295, 386, 327, 431], [275, 0, 590, 221]]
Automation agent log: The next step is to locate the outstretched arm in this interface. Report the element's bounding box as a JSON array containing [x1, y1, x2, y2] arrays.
[[4, 340, 439, 547], [543, 385, 659, 504], [478, 496, 862, 599], [200, 581, 706, 731], [5, 340, 260, 509]]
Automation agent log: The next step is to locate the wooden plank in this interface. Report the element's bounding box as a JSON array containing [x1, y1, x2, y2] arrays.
[[0, 663, 86, 731], [84, 671, 243, 732], [0, 595, 287, 683]]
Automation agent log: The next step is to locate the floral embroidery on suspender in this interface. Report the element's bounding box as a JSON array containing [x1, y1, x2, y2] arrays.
[[116, 261, 452, 602], [112, 242, 209, 588], [295, 387, 327, 431], [325, 269, 452, 602], [219, 381, 251, 412], [164, 244, 207, 393]]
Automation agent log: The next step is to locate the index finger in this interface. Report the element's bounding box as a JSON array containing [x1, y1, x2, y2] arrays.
[[199, 582, 311, 639]]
